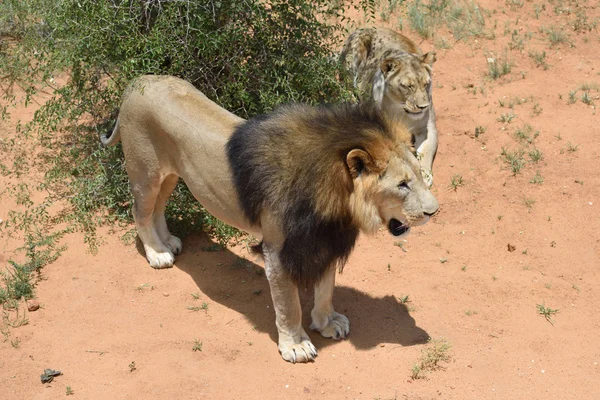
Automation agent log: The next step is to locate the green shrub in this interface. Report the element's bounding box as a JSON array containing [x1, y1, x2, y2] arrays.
[[0, 0, 370, 249]]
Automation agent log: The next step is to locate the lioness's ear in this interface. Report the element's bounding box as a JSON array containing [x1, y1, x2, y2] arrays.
[[380, 58, 400, 78], [422, 51, 436, 68], [347, 149, 377, 179]]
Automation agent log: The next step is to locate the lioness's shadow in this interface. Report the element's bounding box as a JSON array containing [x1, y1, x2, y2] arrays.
[[139, 232, 430, 350]]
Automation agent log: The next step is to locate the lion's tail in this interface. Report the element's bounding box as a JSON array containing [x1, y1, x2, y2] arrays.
[[100, 116, 121, 147]]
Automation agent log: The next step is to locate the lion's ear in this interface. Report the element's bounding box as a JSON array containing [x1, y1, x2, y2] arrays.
[[346, 149, 378, 179], [422, 51, 436, 68], [380, 58, 400, 78]]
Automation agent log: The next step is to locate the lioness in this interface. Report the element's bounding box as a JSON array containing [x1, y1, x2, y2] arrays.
[[102, 75, 439, 363], [341, 27, 438, 187]]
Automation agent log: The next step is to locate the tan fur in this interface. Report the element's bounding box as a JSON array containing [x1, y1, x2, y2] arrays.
[[341, 27, 439, 187], [104, 75, 438, 363]]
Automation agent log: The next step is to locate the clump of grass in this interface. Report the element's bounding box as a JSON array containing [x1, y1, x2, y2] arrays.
[[475, 125, 486, 137], [529, 170, 544, 185], [408, 0, 489, 41], [529, 50, 549, 70], [500, 147, 525, 175], [545, 26, 570, 46], [449, 174, 464, 191], [513, 124, 539, 144], [523, 197, 536, 211], [0, 229, 65, 307], [411, 339, 452, 379], [487, 54, 512, 79], [529, 148, 543, 163], [566, 142, 579, 152], [398, 294, 410, 304], [193, 339, 203, 352], [536, 303, 559, 325], [497, 112, 516, 123], [66, 386, 74, 396]]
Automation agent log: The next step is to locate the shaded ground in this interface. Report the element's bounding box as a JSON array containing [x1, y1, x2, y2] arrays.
[[1, 0, 600, 398]]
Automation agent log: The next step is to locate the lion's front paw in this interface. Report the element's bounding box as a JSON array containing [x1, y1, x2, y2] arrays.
[[278, 332, 318, 363], [164, 235, 183, 255], [310, 311, 350, 340], [145, 246, 175, 269]]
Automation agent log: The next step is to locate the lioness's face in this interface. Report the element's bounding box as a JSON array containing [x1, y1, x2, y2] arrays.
[[374, 146, 439, 237], [380, 53, 435, 120]]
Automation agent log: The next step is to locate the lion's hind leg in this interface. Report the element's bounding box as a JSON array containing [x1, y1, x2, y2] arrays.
[[310, 266, 350, 340], [131, 176, 175, 269], [153, 174, 182, 255]]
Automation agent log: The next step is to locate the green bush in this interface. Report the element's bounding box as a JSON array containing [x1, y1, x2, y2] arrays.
[[0, 0, 372, 249]]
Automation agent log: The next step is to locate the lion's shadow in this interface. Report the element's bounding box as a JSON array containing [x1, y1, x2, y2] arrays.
[[148, 232, 430, 350]]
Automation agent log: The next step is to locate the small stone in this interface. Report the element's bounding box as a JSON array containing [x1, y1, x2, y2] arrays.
[[380, 344, 385, 347], [27, 300, 40, 312], [163, 292, 169, 297]]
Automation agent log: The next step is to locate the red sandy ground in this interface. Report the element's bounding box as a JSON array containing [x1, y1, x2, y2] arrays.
[[1, 0, 599, 398]]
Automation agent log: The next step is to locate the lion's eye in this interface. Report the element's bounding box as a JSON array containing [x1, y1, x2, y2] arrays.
[[398, 181, 410, 190]]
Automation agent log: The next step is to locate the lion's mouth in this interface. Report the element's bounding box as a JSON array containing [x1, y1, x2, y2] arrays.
[[389, 219, 410, 236]]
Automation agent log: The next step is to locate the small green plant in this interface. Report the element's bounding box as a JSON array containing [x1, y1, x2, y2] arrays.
[[487, 54, 512, 79], [566, 142, 579, 152], [66, 386, 74, 396], [500, 147, 526, 175], [534, 3, 545, 18], [461, 265, 467, 271], [398, 294, 410, 304], [492, 275, 498, 281], [523, 197, 536, 211], [545, 26, 569, 46], [528, 51, 549, 70], [411, 339, 452, 380], [129, 361, 136, 372], [439, 257, 448, 264], [497, 113, 516, 123], [193, 339, 203, 352], [514, 124, 538, 144], [449, 174, 464, 191], [568, 91, 577, 104], [475, 125, 486, 137], [201, 302, 209, 312], [532, 102, 543, 116], [529, 170, 544, 184], [536, 303, 559, 325], [465, 310, 478, 316], [529, 148, 543, 163], [191, 292, 200, 300], [581, 91, 593, 105]]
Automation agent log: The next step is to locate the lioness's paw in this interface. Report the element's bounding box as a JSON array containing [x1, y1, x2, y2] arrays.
[[310, 311, 350, 340], [145, 246, 175, 269], [164, 235, 183, 255], [279, 338, 318, 363]]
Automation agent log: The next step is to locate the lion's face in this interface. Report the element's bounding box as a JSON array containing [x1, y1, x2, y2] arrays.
[[375, 52, 436, 121], [346, 144, 439, 236]]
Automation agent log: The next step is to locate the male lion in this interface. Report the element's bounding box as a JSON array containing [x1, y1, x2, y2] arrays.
[[341, 27, 438, 187], [102, 75, 438, 363]]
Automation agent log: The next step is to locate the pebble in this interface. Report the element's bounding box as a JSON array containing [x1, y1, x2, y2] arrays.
[[163, 292, 169, 297], [27, 299, 40, 312]]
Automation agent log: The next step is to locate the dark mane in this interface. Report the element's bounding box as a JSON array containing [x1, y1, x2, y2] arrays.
[[227, 103, 408, 286]]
